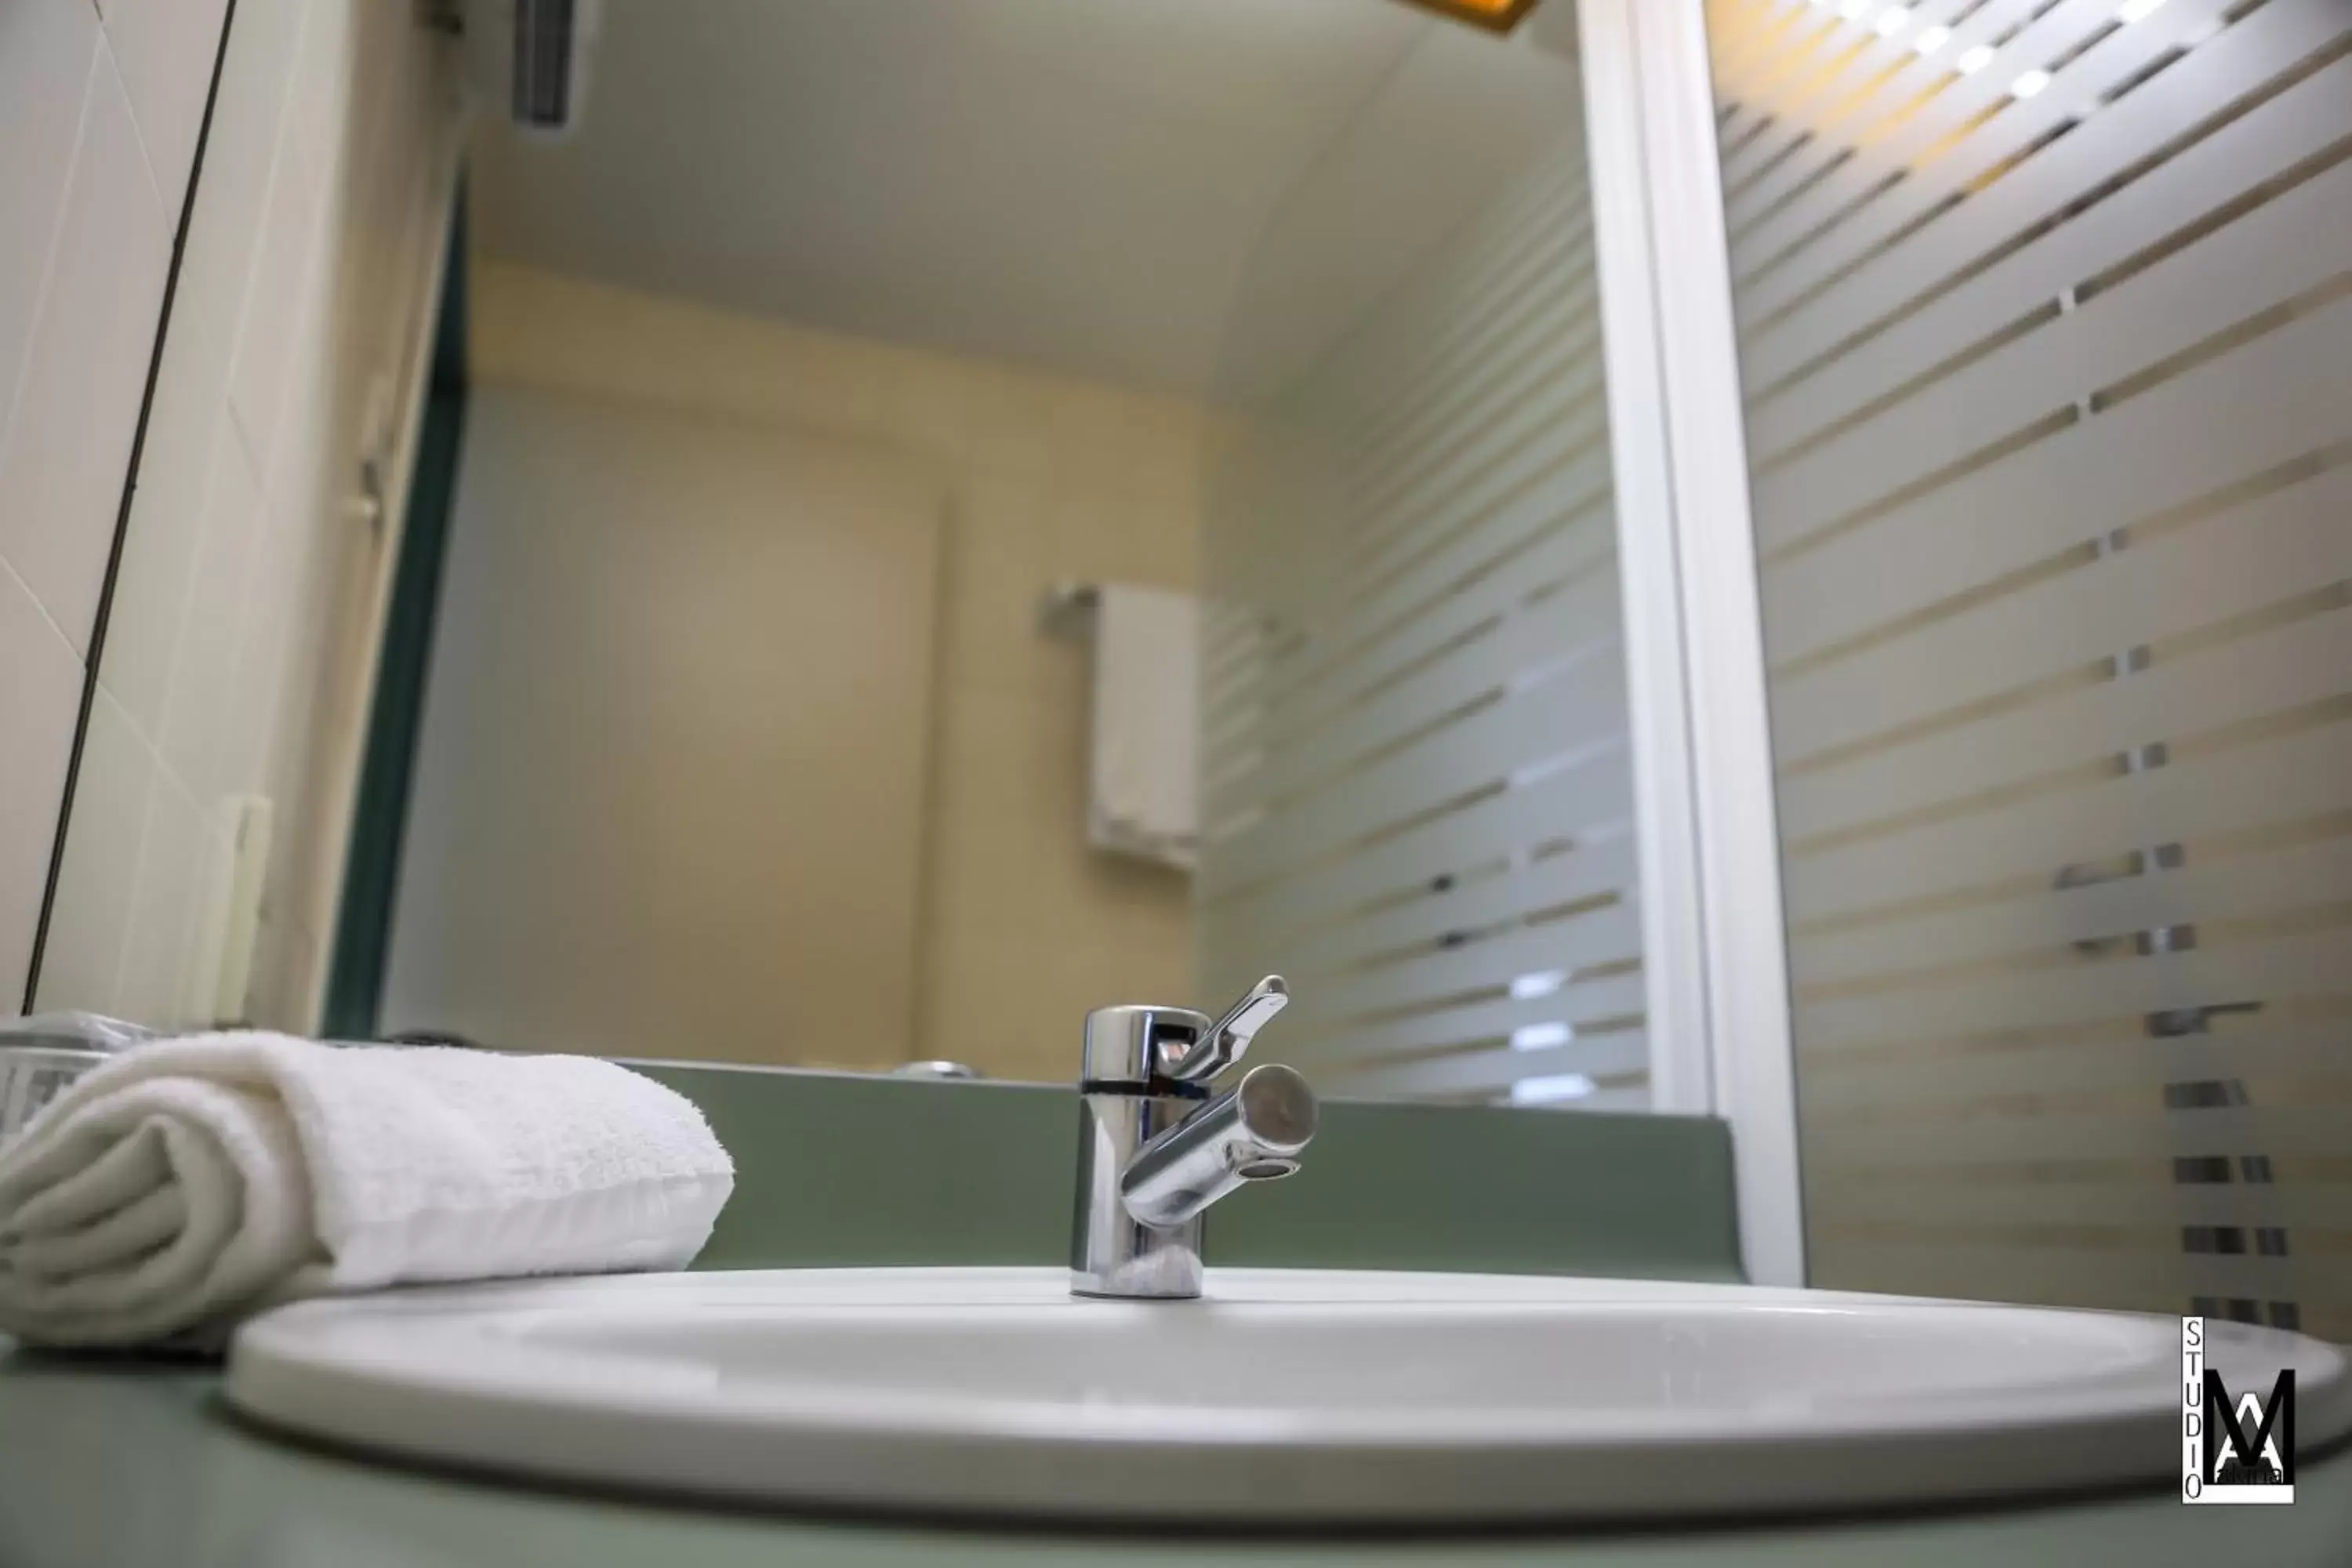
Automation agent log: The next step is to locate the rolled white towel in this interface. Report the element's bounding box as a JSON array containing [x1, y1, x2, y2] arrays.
[[0, 1033, 734, 1347]]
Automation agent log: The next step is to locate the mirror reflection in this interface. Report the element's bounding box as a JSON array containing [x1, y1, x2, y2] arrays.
[[36, 0, 1642, 1102]]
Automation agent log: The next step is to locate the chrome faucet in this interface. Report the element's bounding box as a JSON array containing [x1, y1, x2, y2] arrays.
[[1070, 975, 1317, 1300]]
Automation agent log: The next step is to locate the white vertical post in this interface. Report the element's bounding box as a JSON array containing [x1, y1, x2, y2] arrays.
[[1576, 0, 1806, 1286]]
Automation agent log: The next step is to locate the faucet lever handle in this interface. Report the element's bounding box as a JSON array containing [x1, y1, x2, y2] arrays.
[[1163, 975, 1288, 1083]]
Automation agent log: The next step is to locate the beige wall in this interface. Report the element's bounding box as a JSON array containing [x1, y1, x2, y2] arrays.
[[31, 0, 462, 1028], [383, 386, 944, 1069], [470, 263, 1200, 1080]]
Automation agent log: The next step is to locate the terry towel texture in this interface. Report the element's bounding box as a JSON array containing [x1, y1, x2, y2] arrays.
[[1087, 583, 1199, 870], [0, 1033, 734, 1347]]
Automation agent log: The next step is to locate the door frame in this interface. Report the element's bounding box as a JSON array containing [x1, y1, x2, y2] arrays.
[[1577, 0, 1806, 1286], [321, 178, 470, 1038]]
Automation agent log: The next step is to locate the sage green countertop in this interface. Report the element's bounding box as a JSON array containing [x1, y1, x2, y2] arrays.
[[3, 1067, 2343, 1564], [2, 1346, 2347, 1566], [626, 1065, 1748, 1281]]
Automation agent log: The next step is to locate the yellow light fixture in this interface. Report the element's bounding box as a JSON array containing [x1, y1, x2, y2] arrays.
[[1396, 0, 1542, 34]]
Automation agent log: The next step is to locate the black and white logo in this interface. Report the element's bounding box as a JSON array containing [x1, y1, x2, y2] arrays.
[[2183, 1316, 2295, 1504]]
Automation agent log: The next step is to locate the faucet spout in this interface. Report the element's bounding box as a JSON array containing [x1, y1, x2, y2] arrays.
[[1120, 1064, 1318, 1228], [1069, 978, 1316, 1299]]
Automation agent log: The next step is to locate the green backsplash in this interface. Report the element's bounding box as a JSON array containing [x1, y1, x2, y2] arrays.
[[628, 1064, 1744, 1281]]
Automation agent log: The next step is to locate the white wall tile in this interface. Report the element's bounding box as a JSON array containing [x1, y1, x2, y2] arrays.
[[0, 557, 85, 1009], [96, 0, 230, 220], [168, 0, 299, 406], [100, 311, 230, 739], [0, 0, 100, 459], [34, 687, 155, 1012], [0, 42, 171, 655], [114, 766, 209, 1027], [281, 0, 348, 197], [219, 498, 307, 800], [223, 102, 325, 475], [222, 260, 336, 804], [155, 419, 261, 809], [6, 0, 448, 1031]]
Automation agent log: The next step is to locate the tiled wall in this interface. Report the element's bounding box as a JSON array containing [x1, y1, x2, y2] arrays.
[[470, 263, 1203, 1080], [0, 0, 224, 1010], [21, 0, 460, 1028]]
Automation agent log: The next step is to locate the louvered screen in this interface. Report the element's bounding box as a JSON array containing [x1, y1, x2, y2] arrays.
[[1196, 147, 1648, 1111], [1708, 0, 2352, 1334]]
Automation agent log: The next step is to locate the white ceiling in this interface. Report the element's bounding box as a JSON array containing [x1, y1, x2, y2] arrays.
[[470, 0, 1578, 401]]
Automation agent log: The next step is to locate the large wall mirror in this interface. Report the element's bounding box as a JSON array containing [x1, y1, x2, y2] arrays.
[[34, 0, 1646, 1105]]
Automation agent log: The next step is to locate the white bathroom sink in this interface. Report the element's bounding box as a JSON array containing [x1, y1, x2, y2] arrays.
[[227, 1267, 2349, 1524]]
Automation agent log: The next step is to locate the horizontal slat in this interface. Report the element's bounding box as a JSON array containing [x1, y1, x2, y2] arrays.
[[1214, 641, 1632, 889], [1743, 0, 2348, 387], [1204, 740, 1635, 940], [1291, 902, 1642, 1032], [1746, 47, 2352, 463], [1802, 1240, 2339, 1320], [1321, 1028, 1651, 1101], [1212, 531, 1617, 809], [1785, 710, 2352, 922], [1342, 397, 1613, 613], [1716, 46, 1835, 201], [1795, 927, 2352, 1053], [1722, 0, 2002, 237], [1336, 180, 1590, 449], [1341, 216, 1592, 450], [1724, 4, 2002, 253], [1766, 214, 2350, 572], [1711, 0, 1824, 120], [1250, 503, 1616, 747], [1753, 153, 2352, 557], [1808, 1178, 2352, 1235], [1772, 459, 2352, 765], [1800, 1019, 2352, 1114], [1717, 1, 1911, 167], [1711, 0, 2350, 1322], [1801, 1104, 2352, 1163], [1341, 278, 1592, 494], [1347, 310, 1606, 571], [1794, 833, 2352, 994], [1226, 570, 1621, 818], [1285, 970, 1649, 1065], [1276, 834, 1642, 985], [1762, 289, 2352, 666], [1779, 596, 2352, 844], [1326, 241, 1588, 474], [1348, 293, 1598, 528], [1735, 0, 2247, 330], [1199, 143, 1639, 1107], [1732, 0, 2139, 291]]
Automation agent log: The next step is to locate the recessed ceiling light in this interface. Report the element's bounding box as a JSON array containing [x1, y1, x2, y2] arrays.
[[1840, 0, 1874, 16], [2118, 0, 2169, 20], [2009, 67, 2053, 98], [1875, 6, 1911, 34], [1955, 43, 1998, 73], [1509, 970, 1567, 1000], [1912, 24, 1952, 52]]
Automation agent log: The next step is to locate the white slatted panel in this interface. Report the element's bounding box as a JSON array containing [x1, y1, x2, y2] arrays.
[[1196, 143, 1646, 1112], [1709, 0, 2352, 1336]]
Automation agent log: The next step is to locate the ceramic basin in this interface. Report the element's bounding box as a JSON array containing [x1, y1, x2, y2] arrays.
[[226, 1268, 2350, 1524]]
